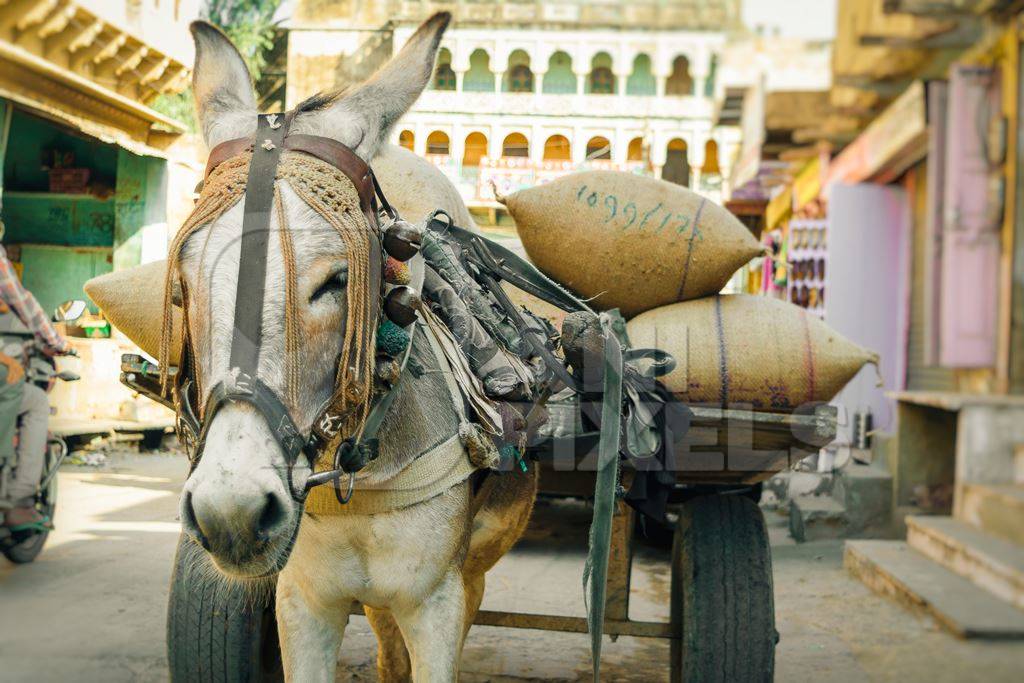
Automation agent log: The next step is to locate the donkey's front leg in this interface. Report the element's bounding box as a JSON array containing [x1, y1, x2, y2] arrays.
[[393, 566, 466, 681], [276, 572, 347, 682]]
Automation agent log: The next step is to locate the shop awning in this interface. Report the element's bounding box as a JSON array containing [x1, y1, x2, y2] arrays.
[[0, 0, 191, 155], [824, 80, 929, 195]]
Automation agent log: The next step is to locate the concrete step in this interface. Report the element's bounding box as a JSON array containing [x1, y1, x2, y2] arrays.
[[959, 484, 1024, 546], [789, 494, 847, 543], [906, 515, 1024, 611], [845, 540, 1024, 639]]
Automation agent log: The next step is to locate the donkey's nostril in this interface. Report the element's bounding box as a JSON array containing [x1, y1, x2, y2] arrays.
[[257, 492, 288, 538], [181, 491, 210, 551]]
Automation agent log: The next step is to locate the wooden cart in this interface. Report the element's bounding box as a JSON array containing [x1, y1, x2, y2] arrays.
[[499, 402, 838, 681], [125, 356, 838, 681]]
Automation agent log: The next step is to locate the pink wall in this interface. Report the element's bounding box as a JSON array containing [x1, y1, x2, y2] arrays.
[[827, 183, 911, 440]]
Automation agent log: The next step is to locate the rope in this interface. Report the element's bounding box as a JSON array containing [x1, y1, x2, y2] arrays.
[[159, 151, 379, 449], [275, 185, 300, 409]]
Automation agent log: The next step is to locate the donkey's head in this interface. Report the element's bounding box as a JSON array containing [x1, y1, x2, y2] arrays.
[[177, 13, 449, 578]]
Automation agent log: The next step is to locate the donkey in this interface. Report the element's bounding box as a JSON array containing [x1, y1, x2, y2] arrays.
[[179, 13, 538, 681]]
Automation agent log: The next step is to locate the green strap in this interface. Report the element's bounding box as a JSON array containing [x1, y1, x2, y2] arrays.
[[583, 317, 624, 680]]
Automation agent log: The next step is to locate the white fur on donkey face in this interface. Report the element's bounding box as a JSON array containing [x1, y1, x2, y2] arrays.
[[180, 13, 451, 579], [178, 186, 350, 577]]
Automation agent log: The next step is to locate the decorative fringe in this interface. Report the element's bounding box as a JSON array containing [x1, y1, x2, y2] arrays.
[[159, 151, 379, 449]]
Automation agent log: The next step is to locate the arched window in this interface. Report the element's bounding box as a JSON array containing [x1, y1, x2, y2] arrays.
[[543, 134, 571, 161], [666, 56, 693, 96], [463, 132, 488, 167], [663, 138, 690, 187], [398, 130, 415, 151], [627, 137, 644, 162], [626, 54, 656, 96], [703, 139, 721, 175], [426, 131, 450, 156], [433, 48, 456, 91], [502, 132, 529, 158], [504, 49, 533, 93], [464, 48, 495, 92], [586, 136, 611, 160], [588, 52, 615, 95], [543, 51, 575, 94]]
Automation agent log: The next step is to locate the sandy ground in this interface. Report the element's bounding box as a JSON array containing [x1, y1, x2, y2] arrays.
[[1, 450, 1022, 682]]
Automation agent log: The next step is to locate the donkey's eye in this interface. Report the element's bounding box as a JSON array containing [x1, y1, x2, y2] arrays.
[[310, 268, 348, 304]]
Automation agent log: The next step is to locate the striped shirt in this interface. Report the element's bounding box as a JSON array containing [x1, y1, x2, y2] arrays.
[[0, 245, 69, 353]]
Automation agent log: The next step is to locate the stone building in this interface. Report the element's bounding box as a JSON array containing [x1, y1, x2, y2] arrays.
[[286, 0, 742, 207]]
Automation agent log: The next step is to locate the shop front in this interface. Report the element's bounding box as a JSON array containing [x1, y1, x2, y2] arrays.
[[0, 0, 199, 432], [0, 101, 176, 315]]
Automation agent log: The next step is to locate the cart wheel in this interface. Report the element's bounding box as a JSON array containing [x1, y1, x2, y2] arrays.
[[670, 494, 776, 683], [167, 535, 283, 682]]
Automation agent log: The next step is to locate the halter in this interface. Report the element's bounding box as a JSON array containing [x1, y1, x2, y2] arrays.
[[174, 112, 420, 505]]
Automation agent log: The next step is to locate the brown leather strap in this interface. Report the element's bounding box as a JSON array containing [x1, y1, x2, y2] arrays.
[[283, 134, 376, 217], [204, 137, 252, 179], [204, 133, 378, 220]]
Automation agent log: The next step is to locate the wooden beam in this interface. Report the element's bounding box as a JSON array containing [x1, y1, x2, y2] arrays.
[[66, 18, 103, 53], [882, 0, 981, 15], [46, 16, 98, 59], [860, 18, 981, 49], [68, 26, 115, 69], [0, 0, 49, 33], [115, 45, 148, 78], [36, 3, 75, 39], [139, 57, 170, 87], [90, 33, 126, 66], [148, 64, 186, 94], [833, 75, 914, 98], [14, 0, 58, 32]]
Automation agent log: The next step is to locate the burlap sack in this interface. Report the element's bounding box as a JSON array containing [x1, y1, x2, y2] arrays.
[[83, 259, 183, 364], [84, 144, 477, 364], [373, 144, 477, 230], [498, 171, 761, 318], [626, 294, 879, 409]]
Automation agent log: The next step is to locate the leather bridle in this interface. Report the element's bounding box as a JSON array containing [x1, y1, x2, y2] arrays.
[[174, 112, 410, 505]]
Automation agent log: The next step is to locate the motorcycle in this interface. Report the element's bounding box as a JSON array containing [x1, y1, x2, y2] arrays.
[[0, 299, 85, 563]]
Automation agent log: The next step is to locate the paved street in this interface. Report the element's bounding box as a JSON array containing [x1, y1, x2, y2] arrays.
[[1, 451, 1021, 682]]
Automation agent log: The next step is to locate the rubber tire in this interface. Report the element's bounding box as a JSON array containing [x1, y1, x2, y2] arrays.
[[670, 494, 776, 683], [166, 535, 283, 682], [2, 441, 60, 564]]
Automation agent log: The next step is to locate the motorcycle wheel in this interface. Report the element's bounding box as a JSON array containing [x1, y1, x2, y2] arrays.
[[2, 440, 61, 564]]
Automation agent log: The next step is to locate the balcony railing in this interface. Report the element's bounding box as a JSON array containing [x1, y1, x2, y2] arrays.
[[396, 1, 735, 30], [412, 91, 714, 119]]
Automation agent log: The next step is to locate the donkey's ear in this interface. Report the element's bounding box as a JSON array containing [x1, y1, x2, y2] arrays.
[[295, 12, 450, 161], [190, 21, 257, 149]]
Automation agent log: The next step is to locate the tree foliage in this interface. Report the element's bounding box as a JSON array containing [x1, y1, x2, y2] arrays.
[[152, 0, 282, 131]]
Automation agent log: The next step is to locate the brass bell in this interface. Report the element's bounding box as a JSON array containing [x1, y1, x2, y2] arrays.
[[384, 286, 421, 327], [382, 219, 422, 262]]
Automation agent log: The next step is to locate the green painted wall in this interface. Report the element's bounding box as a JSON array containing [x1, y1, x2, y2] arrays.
[[18, 245, 111, 315], [1, 192, 114, 246], [114, 149, 167, 271]]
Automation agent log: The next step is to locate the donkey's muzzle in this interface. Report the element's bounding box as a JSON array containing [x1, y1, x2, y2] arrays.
[[181, 486, 291, 570]]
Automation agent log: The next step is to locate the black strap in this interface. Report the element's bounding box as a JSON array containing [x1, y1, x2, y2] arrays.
[[426, 212, 592, 315], [230, 114, 291, 378]]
